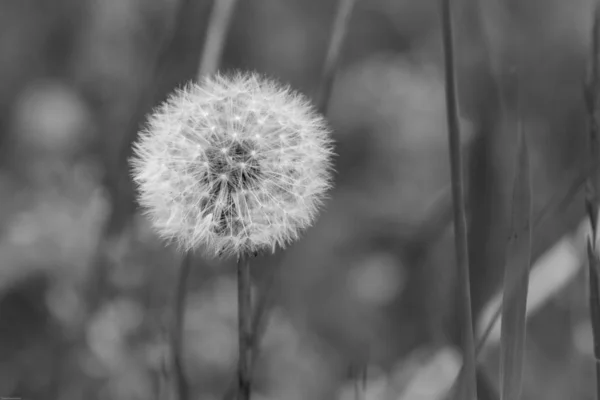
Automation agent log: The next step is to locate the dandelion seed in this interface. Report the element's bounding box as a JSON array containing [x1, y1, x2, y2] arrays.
[[130, 72, 334, 257]]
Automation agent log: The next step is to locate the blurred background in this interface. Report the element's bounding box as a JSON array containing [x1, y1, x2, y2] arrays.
[[0, 0, 598, 399]]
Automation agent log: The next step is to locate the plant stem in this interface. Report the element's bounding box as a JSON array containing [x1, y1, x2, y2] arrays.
[[586, 3, 600, 399], [221, 258, 275, 400], [589, 242, 600, 400], [197, 0, 239, 80], [237, 254, 252, 400], [172, 251, 193, 400], [315, 0, 357, 115], [439, 0, 477, 399]]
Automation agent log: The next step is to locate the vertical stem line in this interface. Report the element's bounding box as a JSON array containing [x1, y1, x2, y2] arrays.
[[315, 0, 357, 115], [586, 3, 600, 399], [197, 0, 239, 80], [440, 0, 477, 399], [237, 254, 252, 400], [588, 242, 600, 399], [172, 251, 193, 400]]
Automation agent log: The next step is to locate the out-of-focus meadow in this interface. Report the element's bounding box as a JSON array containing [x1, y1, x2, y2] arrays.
[[0, 0, 598, 399]]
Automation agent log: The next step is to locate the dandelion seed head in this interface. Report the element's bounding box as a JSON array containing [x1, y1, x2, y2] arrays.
[[130, 72, 334, 257]]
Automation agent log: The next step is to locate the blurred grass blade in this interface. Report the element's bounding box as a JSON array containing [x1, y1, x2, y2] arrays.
[[197, 0, 239, 79], [439, 0, 477, 399], [586, 4, 600, 399], [499, 130, 532, 400], [474, 157, 598, 356], [448, 143, 600, 400], [315, 0, 357, 115], [588, 241, 600, 398]]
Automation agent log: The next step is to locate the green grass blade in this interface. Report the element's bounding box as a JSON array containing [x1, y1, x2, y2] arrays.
[[499, 130, 532, 400]]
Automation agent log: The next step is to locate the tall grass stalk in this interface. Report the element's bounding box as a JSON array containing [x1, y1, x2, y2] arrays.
[[451, 110, 600, 400], [315, 0, 357, 115], [197, 0, 239, 79], [499, 127, 531, 400], [588, 243, 600, 400], [470, 158, 599, 362], [439, 0, 477, 399], [585, 4, 600, 398]]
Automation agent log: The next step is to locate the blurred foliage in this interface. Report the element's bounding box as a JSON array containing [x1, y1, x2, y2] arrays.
[[0, 0, 598, 399]]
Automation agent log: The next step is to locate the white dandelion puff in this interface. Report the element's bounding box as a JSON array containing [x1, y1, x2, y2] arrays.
[[130, 72, 334, 257]]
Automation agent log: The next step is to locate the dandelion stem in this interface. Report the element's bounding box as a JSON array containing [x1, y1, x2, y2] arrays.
[[237, 253, 253, 400], [248, 260, 276, 369], [439, 0, 477, 399], [221, 259, 276, 400], [197, 0, 239, 80], [172, 251, 193, 400]]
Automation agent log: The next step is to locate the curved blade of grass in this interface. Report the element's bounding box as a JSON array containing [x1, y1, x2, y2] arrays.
[[499, 129, 532, 400]]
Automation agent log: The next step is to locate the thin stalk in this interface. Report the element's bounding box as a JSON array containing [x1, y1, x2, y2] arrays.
[[440, 0, 477, 399], [473, 157, 600, 356], [172, 251, 194, 400], [247, 259, 277, 372], [237, 254, 253, 400], [197, 0, 239, 80], [315, 0, 357, 115], [590, 243, 600, 400], [449, 143, 600, 399], [222, 258, 277, 400], [586, 3, 600, 399], [499, 127, 531, 400]]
